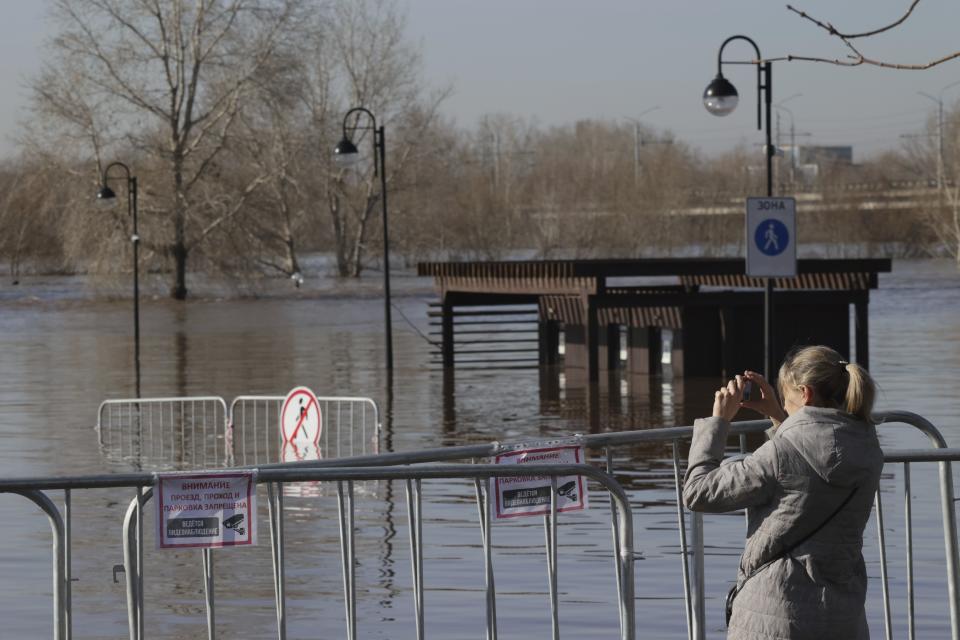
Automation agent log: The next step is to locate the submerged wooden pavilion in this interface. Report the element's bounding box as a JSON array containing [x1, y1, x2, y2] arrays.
[[418, 258, 892, 382]]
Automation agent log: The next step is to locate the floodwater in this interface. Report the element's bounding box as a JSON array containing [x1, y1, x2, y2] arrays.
[[1, 259, 959, 639]]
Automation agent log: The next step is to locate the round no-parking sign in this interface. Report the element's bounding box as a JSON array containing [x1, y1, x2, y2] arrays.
[[280, 386, 322, 445]]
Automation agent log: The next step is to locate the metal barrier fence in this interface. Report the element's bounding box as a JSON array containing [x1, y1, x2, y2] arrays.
[[227, 395, 380, 467], [95, 395, 380, 470], [96, 397, 230, 469], [0, 463, 634, 640], [8, 410, 959, 639], [246, 409, 958, 640]]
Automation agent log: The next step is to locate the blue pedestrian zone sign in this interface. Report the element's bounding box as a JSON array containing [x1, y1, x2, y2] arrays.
[[755, 219, 789, 256], [746, 198, 796, 277]]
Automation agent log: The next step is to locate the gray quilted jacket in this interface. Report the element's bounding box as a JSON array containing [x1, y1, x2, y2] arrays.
[[683, 406, 883, 640]]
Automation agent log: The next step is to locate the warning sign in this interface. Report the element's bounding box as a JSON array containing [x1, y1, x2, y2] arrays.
[[156, 470, 257, 549], [492, 444, 588, 519], [280, 386, 322, 445]]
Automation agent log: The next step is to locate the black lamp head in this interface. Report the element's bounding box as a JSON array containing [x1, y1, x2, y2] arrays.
[[333, 136, 361, 167], [96, 184, 118, 207], [703, 74, 740, 116]]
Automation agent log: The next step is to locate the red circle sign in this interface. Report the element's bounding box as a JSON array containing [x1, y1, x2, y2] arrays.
[[280, 387, 322, 445]]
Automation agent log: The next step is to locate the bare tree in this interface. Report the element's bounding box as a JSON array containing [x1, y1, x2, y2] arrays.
[[923, 105, 960, 264], [32, 0, 305, 298], [0, 160, 67, 280], [322, 0, 450, 277], [225, 39, 319, 284], [220, 0, 450, 279]]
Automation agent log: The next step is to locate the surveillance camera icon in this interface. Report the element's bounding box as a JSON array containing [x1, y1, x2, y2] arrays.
[[223, 514, 245, 536], [557, 480, 577, 501]]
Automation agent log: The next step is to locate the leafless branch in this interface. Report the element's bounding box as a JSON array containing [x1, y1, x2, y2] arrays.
[[778, 1, 960, 70], [786, 1, 920, 39]]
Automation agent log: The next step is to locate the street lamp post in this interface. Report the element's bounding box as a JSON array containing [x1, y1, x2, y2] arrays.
[[96, 162, 141, 397], [333, 107, 394, 372], [624, 105, 660, 186], [703, 35, 777, 379], [775, 93, 802, 187], [918, 80, 960, 189]]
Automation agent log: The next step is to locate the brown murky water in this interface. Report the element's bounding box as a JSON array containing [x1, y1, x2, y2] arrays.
[[1, 259, 959, 638]]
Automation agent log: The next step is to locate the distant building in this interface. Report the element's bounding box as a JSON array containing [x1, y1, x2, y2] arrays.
[[796, 145, 853, 165], [780, 145, 854, 183]]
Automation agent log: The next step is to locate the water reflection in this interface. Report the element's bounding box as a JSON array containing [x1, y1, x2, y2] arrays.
[[1, 260, 959, 637], [174, 305, 188, 398], [535, 365, 721, 435]]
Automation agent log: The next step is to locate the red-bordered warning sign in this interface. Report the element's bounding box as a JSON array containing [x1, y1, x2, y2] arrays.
[[156, 470, 257, 549], [492, 444, 589, 519], [280, 386, 322, 445]]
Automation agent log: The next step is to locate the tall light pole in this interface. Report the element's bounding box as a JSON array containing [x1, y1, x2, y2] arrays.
[[775, 93, 801, 188], [96, 162, 141, 397], [333, 107, 393, 372], [624, 105, 660, 186], [703, 35, 776, 379], [918, 80, 960, 189]]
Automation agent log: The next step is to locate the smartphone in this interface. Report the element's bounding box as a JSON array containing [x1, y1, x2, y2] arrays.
[[742, 381, 753, 402]]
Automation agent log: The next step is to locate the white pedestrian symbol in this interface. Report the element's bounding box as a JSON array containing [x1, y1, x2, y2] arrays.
[[763, 222, 779, 252]]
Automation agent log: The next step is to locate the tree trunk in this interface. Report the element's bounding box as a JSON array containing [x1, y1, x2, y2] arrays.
[[328, 191, 351, 277], [349, 219, 365, 277], [282, 213, 301, 276]]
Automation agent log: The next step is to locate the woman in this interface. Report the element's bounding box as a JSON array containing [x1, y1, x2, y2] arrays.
[[683, 345, 884, 639]]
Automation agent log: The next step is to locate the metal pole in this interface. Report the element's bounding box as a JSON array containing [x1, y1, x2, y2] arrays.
[[606, 448, 625, 627], [137, 486, 144, 640], [790, 118, 797, 185], [376, 126, 394, 372], [493, 131, 501, 189], [64, 489, 72, 640], [763, 61, 775, 379], [130, 176, 141, 398], [671, 443, 694, 640], [937, 458, 960, 639], [691, 512, 705, 640], [202, 549, 215, 640], [938, 100, 945, 190], [715, 39, 775, 378], [775, 109, 782, 191], [876, 490, 893, 640], [905, 463, 916, 640], [633, 122, 641, 186]]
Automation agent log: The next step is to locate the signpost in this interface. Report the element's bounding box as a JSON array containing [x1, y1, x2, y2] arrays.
[[746, 197, 797, 377], [746, 197, 796, 277], [492, 443, 588, 519], [156, 470, 257, 549], [280, 386, 322, 445]]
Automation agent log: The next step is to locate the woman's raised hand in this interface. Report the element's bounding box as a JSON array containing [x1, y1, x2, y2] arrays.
[[741, 370, 787, 424], [712, 375, 748, 422]]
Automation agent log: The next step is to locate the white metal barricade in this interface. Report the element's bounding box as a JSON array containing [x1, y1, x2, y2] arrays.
[[228, 395, 380, 467], [96, 397, 230, 469], [95, 395, 381, 470], [8, 408, 954, 639], [104, 463, 636, 640]]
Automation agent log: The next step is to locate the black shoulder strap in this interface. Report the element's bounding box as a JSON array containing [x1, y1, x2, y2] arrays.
[[782, 486, 858, 556], [744, 485, 858, 581]]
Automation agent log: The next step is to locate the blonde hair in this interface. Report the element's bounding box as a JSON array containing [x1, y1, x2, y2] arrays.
[[777, 345, 876, 423]]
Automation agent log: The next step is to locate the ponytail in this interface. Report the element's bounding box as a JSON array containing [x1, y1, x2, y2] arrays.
[[779, 345, 877, 424], [843, 362, 876, 423]]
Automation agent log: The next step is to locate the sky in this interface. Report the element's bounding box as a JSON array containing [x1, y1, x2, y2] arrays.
[[3, 1, 960, 161]]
